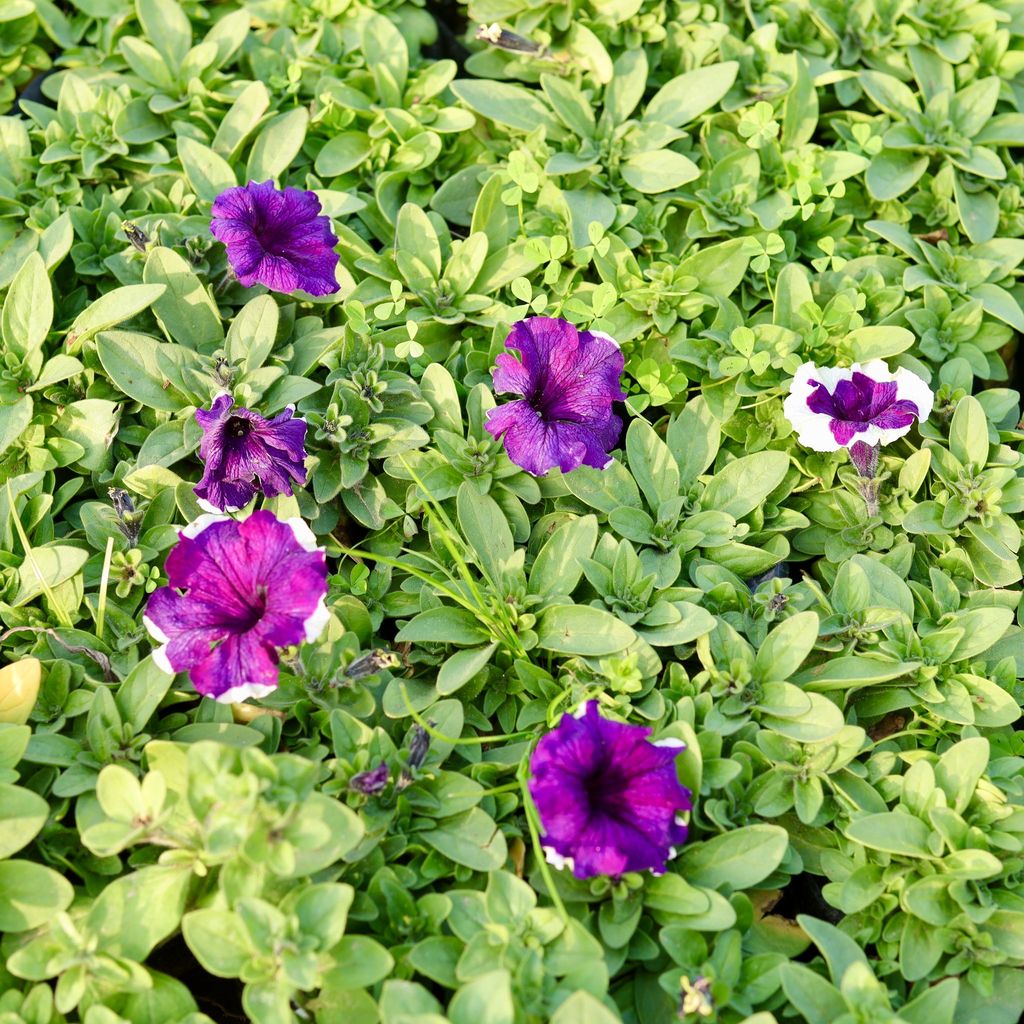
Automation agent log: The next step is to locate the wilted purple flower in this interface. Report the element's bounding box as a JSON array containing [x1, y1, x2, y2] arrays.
[[485, 316, 626, 477], [344, 649, 401, 680], [407, 725, 430, 771], [194, 395, 308, 513], [144, 511, 329, 703], [784, 361, 933, 452], [349, 763, 390, 795], [210, 180, 340, 296], [529, 702, 692, 879]]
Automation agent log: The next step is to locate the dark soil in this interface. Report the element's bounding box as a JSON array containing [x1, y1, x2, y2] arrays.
[[148, 934, 248, 1022], [772, 873, 844, 936]]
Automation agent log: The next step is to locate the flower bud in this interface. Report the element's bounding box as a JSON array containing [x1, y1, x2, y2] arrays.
[[0, 658, 41, 724]]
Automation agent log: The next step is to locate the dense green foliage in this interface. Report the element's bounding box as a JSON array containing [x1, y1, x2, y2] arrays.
[[2, 0, 1024, 1022]]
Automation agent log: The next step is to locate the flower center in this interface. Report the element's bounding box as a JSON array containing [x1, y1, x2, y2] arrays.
[[582, 763, 630, 821], [234, 583, 268, 632], [228, 416, 253, 440], [251, 214, 291, 258]]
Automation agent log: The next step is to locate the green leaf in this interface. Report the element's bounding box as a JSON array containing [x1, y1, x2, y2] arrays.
[[0, 860, 74, 932], [448, 970, 514, 1024], [320, 936, 394, 991], [316, 132, 373, 177], [754, 611, 819, 682], [143, 246, 224, 350], [550, 991, 621, 1024], [795, 657, 918, 691], [457, 483, 514, 582], [0, 395, 33, 457], [450, 80, 563, 137], [437, 644, 497, 695], [12, 545, 89, 607], [0, 783, 48, 858], [83, 866, 190, 960], [948, 394, 989, 468], [420, 807, 507, 870], [845, 325, 915, 360], [97, 331, 191, 411], [529, 515, 599, 599], [245, 106, 310, 183], [177, 135, 236, 203], [396, 203, 442, 291], [69, 284, 166, 343], [866, 150, 928, 201], [845, 812, 932, 856], [644, 62, 739, 127], [183, 909, 251, 978], [626, 417, 679, 508], [619, 150, 700, 193], [55, 399, 119, 471], [224, 295, 279, 373], [115, 656, 173, 732], [668, 398, 720, 486], [540, 75, 596, 137], [701, 451, 789, 518], [396, 607, 490, 646], [2, 251, 51, 359], [949, 607, 1013, 660], [935, 737, 989, 814], [675, 824, 789, 889], [136, 0, 191, 66], [677, 238, 751, 299], [778, 963, 846, 1024], [535, 605, 636, 655], [798, 915, 867, 985], [213, 80, 269, 158]]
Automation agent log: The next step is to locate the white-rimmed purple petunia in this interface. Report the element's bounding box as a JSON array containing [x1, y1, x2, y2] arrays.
[[194, 394, 308, 513], [784, 360, 933, 453], [144, 511, 329, 703], [485, 316, 626, 477], [528, 701, 692, 879]]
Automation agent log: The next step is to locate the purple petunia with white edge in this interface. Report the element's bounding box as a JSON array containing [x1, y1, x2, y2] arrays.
[[528, 701, 692, 879], [783, 360, 933, 453], [485, 316, 626, 477], [144, 511, 329, 703], [194, 394, 308, 513], [210, 180, 340, 296]]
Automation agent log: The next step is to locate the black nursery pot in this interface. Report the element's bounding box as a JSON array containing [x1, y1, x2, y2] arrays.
[[16, 68, 57, 114]]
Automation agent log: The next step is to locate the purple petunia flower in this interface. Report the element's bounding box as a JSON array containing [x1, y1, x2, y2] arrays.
[[194, 395, 308, 513], [144, 511, 330, 703], [783, 360, 933, 452], [485, 316, 626, 477], [528, 701, 692, 879], [210, 180, 340, 296]]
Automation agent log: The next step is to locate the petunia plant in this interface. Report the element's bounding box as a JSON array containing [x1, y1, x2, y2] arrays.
[[3, 0, 1024, 1021]]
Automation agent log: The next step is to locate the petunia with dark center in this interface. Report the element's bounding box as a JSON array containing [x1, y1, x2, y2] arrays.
[[528, 702, 692, 879], [194, 395, 308, 512], [806, 371, 920, 445]]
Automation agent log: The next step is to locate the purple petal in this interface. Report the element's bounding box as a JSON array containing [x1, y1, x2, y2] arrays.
[[190, 632, 279, 700], [830, 418, 867, 445]]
